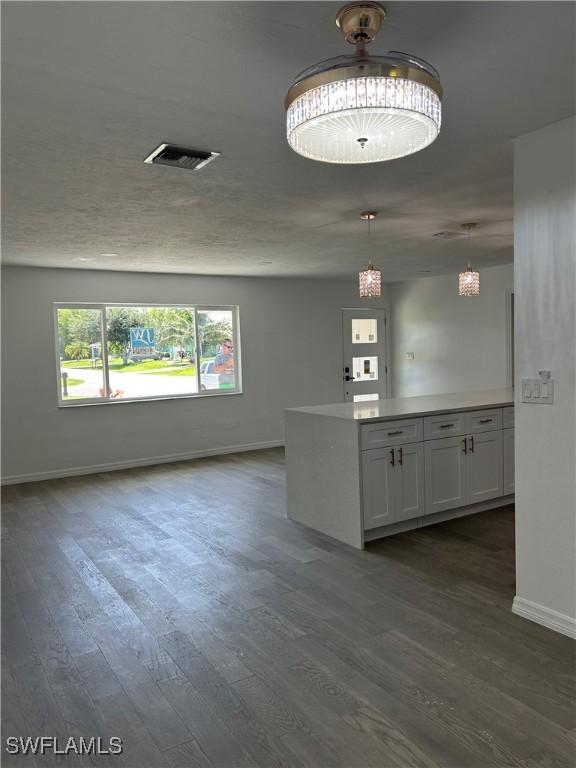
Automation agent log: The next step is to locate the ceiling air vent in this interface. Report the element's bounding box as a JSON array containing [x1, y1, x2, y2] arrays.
[[143, 143, 220, 170]]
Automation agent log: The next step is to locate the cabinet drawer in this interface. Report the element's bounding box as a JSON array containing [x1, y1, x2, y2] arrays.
[[503, 406, 514, 429], [466, 409, 502, 433], [360, 419, 423, 450], [423, 412, 466, 440]]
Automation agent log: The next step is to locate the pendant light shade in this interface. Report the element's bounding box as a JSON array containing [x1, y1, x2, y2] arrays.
[[358, 211, 381, 298], [459, 223, 480, 297], [458, 266, 480, 297], [285, 2, 443, 164], [359, 264, 382, 298]]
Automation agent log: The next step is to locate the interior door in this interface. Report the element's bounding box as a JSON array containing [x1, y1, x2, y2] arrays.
[[342, 309, 387, 402]]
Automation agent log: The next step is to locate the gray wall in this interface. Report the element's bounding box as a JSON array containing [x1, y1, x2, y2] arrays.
[[390, 264, 513, 397], [513, 116, 576, 635], [1, 266, 389, 482]]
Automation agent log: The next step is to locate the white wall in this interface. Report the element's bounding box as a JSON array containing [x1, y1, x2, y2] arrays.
[[390, 264, 513, 398], [513, 116, 576, 637], [1, 266, 389, 482]]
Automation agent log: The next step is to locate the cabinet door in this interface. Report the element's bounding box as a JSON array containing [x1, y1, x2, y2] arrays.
[[466, 430, 503, 505], [362, 447, 396, 530], [424, 436, 467, 515], [503, 428, 515, 495], [395, 443, 425, 522]]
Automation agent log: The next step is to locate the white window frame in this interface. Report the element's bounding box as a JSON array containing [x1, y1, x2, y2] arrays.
[[54, 302, 242, 407]]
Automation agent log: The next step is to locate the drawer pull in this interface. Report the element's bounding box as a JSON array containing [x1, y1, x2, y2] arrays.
[[439, 423, 454, 429], [478, 418, 493, 424], [387, 430, 403, 436]]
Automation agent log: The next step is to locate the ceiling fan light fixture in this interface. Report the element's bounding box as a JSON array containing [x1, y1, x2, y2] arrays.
[[285, 2, 443, 164]]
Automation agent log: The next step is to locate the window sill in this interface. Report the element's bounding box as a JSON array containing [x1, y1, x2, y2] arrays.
[[58, 389, 243, 407]]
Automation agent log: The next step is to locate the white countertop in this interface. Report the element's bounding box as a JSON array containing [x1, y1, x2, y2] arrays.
[[286, 388, 514, 423]]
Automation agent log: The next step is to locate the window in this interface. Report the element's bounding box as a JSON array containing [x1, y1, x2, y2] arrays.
[[55, 304, 240, 405]]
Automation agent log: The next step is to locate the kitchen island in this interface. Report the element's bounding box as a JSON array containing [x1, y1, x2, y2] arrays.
[[285, 388, 514, 549]]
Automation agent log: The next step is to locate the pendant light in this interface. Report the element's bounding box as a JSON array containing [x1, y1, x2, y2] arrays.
[[358, 211, 381, 298], [285, 2, 443, 165], [458, 223, 480, 297]]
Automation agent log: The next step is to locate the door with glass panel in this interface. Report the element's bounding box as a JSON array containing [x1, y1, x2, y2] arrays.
[[342, 309, 388, 402]]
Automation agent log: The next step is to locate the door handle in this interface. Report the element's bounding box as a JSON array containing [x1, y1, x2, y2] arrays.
[[390, 448, 395, 467], [462, 438, 468, 455], [344, 375, 356, 381], [469, 436, 475, 453], [397, 447, 403, 466]]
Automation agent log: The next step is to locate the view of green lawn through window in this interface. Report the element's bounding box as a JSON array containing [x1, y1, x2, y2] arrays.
[[56, 305, 238, 403]]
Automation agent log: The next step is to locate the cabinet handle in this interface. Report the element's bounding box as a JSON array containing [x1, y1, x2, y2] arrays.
[[390, 448, 395, 467], [387, 430, 403, 436], [439, 423, 454, 429], [469, 436, 475, 453], [479, 418, 492, 424], [462, 438, 468, 455], [397, 447, 403, 466]]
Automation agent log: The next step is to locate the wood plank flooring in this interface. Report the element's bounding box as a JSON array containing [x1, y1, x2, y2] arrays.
[[2, 448, 575, 767]]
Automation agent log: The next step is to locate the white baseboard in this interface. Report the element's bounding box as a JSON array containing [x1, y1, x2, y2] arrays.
[[1, 440, 285, 486], [512, 596, 576, 639]]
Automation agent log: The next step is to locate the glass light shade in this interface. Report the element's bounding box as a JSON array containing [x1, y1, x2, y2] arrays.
[[359, 265, 381, 298], [459, 267, 480, 297], [286, 75, 441, 164]]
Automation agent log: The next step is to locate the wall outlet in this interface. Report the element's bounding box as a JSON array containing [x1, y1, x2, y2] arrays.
[[405, 352, 415, 360], [521, 377, 554, 404]]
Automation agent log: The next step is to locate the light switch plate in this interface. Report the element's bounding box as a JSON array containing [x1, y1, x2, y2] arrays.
[[521, 377, 554, 404]]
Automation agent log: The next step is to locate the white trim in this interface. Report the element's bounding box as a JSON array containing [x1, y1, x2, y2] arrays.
[[512, 596, 576, 639], [1, 440, 284, 486]]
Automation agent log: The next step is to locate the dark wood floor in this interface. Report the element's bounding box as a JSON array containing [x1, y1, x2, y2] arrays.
[[2, 448, 575, 768]]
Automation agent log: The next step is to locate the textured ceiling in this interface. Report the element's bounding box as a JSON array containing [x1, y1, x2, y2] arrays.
[[2, 1, 574, 279]]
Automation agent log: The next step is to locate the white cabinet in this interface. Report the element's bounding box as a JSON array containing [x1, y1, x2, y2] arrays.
[[423, 412, 466, 440], [362, 443, 424, 529], [466, 409, 503, 433], [503, 428, 515, 494], [362, 447, 396, 529], [425, 430, 503, 514], [503, 407, 514, 429], [465, 430, 503, 504], [424, 435, 467, 515], [361, 406, 513, 535], [396, 443, 426, 522], [360, 418, 423, 449]]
